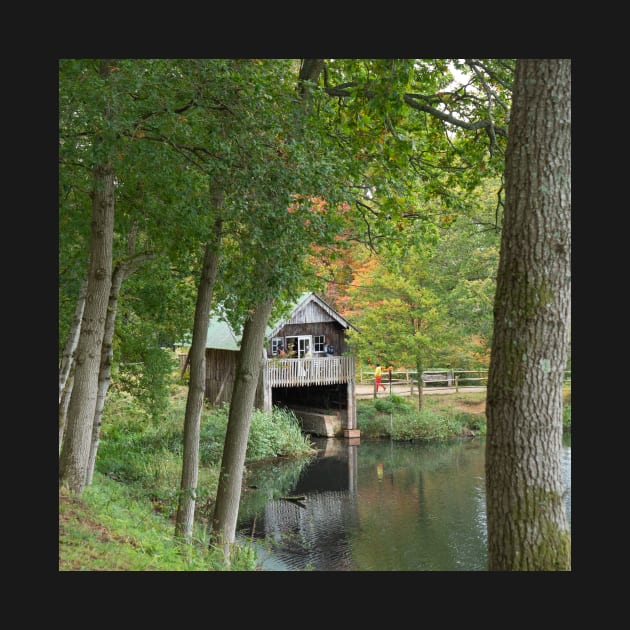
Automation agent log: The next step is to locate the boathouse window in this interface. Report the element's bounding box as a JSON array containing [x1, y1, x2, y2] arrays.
[[314, 335, 325, 353], [271, 337, 284, 356]]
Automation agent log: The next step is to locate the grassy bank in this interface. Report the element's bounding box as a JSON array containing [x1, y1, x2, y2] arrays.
[[59, 387, 316, 571], [357, 385, 571, 439], [357, 391, 487, 440]]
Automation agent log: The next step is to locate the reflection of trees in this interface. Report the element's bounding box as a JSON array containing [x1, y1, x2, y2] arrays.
[[237, 456, 314, 523], [261, 491, 352, 570], [358, 438, 485, 474], [352, 439, 488, 570]]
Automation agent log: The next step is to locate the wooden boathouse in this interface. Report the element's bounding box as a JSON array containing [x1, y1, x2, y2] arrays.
[[203, 292, 359, 438]]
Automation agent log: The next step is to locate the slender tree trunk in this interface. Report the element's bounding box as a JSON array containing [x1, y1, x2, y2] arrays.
[[59, 163, 115, 496], [210, 297, 275, 556], [59, 277, 87, 406], [416, 358, 424, 411], [85, 245, 156, 486], [59, 372, 74, 453], [84, 263, 124, 486], [175, 213, 224, 540], [485, 59, 571, 571]]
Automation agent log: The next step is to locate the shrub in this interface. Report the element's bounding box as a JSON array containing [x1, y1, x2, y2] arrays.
[[247, 407, 315, 460], [356, 396, 471, 441]]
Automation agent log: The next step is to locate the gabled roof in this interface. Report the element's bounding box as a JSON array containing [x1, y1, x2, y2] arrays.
[[267, 292, 356, 338], [205, 292, 355, 350]]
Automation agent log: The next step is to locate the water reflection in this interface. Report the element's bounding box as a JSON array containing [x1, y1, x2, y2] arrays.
[[237, 435, 571, 571]]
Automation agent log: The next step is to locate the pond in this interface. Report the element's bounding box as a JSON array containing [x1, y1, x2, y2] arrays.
[[236, 433, 571, 571]]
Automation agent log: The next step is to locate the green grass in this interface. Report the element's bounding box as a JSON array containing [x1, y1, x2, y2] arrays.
[[357, 391, 487, 441], [95, 390, 316, 519], [59, 473, 256, 571]]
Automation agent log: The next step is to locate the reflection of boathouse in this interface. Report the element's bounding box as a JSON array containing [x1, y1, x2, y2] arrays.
[[245, 441, 359, 571], [203, 293, 359, 438]]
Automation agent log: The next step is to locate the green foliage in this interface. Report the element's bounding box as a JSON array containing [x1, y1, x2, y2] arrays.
[[247, 407, 316, 460], [562, 386, 571, 430], [59, 58, 510, 424], [461, 412, 486, 434], [199, 404, 315, 465], [356, 394, 486, 441], [98, 389, 314, 516], [374, 394, 407, 414], [389, 409, 462, 441], [113, 347, 178, 421], [342, 177, 501, 372]]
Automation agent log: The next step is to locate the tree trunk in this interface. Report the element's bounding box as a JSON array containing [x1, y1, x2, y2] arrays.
[[416, 358, 424, 411], [59, 59, 116, 497], [208, 61, 321, 555], [59, 163, 115, 496], [84, 263, 123, 486], [210, 297, 275, 556], [86, 246, 156, 486], [59, 277, 87, 405], [485, 59, 571, 571], [59, 372, 74, 453], [174, 214, 224, 540]]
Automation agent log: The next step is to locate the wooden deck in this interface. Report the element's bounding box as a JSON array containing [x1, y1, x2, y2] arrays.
[[264, 356, 354, 387]]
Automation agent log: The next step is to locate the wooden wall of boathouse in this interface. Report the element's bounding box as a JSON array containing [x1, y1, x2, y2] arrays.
[[204, 348, 238, 406], [270, 322, 348, 357]]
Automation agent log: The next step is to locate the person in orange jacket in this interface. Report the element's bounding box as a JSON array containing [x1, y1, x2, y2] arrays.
[[374, 364, 386, 392]]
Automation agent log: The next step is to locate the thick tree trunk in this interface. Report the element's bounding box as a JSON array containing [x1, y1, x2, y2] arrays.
[[174, 214, 223, 540], [210, 297, 275, 555], [485, 59, 571, 571], [59, 277, 87, 405], [59, 163, 115, 496]]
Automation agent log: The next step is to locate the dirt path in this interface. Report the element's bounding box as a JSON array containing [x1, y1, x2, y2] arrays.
[[355, 382, 486, 399]]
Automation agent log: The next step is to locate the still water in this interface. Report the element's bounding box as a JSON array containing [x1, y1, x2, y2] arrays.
[[237, 434, 571, 571]]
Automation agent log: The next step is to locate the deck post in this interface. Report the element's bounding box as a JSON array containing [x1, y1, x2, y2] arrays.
[[343, 362, 360, 439], [261, 357, 272, 412]]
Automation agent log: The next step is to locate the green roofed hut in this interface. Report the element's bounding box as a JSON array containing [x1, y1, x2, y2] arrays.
[[202, 292, 359, 438]]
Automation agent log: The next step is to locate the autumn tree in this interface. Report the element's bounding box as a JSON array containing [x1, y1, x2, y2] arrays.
[[485, 59, 571, 571], [343, 229, 452, 409]]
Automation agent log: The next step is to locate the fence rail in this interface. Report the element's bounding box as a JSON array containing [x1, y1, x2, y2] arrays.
[[357, 368, 572, 391]]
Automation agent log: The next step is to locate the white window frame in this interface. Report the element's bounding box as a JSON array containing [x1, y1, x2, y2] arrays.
[[271, 337, 284, 356], [314, 335, 325, 353]]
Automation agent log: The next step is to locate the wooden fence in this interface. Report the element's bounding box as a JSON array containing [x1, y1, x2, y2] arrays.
[[357, 368, 571, 392]]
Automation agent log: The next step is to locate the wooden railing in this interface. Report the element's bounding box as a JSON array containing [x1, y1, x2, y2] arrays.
[[265, 356, 355, 387]]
